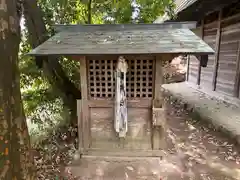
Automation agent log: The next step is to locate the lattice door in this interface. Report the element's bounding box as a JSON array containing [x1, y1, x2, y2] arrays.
[[87, 55, 155, 99]]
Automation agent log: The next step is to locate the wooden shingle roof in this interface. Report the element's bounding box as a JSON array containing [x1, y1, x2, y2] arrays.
[[28, 23, 214, 56]]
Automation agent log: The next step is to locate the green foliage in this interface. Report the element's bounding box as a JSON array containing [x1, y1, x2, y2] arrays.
[[135, 0, 176, 23], [38, 0, 105, 25], [60, 57, 80, 88], [97, 0, 176, 23], [20, 27, 63, 128]]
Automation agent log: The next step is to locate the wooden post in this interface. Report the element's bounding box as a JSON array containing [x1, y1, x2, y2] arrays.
[[212, 9, 222, 91], [234, 42, 240, 97], [197, 19, 204, 86], [77, 100, 83, 152], [197, 58, 202, 85], [152, 55, 166, 150], [79, 56, 90, 151], [186, 55, 190, 81], [154, 56, 163, 106]]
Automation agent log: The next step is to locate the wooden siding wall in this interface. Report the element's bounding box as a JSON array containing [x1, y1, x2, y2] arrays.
[[186, 4, 240, 98], [188, 53, 199, 85], [201, 18, 217, 90], [216, 21, 239, 95], [187, 27, 198, 85], [188, 27, 215, 88]]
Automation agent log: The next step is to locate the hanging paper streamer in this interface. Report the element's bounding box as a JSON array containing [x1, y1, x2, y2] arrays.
[[114, 56, 128, 138]]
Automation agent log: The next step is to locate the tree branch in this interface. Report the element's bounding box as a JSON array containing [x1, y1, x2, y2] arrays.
[[88, 0, 92, 24]]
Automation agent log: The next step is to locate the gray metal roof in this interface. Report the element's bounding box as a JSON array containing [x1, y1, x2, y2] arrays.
[[28, 23, 214, 56]]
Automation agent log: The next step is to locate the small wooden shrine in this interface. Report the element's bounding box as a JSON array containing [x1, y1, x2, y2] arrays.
[[29, 23, 214, 157]]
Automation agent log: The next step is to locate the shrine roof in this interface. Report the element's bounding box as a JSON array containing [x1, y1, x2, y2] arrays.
[[28, 22, 214, 56]]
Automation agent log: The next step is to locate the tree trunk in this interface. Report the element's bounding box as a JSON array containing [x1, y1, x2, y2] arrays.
[[22, 0, 81, 124], [88, 0, 92, 24], [0, 0, 34, 179]]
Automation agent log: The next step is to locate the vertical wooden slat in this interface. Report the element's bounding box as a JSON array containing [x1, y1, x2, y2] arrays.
[[212, 9, 222, 91], [93, 60, 96, 98], [140, 58, 143, 97], [104, 60, 108, 97], [197, 19, 204, 85], [146, 60, 149, 96], [128, 58, 132, 98], [151, 58, 155, 98], [99, 59, 103, 97], [79, 56, 90, 150], [186, 55, 190, 81], [111, 60, 114, 97], [234, 42, 240, 97], [86, 60, 91, 98], [77, 100, 83, 151], [134, 60, 137, 97]]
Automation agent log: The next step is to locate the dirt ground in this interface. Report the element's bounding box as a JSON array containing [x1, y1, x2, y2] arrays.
[[34, 60, 240, 179], [59, 101, 240, 180]]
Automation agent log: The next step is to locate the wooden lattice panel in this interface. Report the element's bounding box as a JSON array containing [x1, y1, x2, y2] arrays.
[[88, 56, 154, 99]]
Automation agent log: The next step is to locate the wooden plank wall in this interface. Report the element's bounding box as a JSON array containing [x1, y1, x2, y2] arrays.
[[90, 107, 152, 150], [216, 19, 240, 96], [200, 17, 217, 90], [186, 3, 240, 98], [188, 55, 199, 85], [188, 27, 215, 87]]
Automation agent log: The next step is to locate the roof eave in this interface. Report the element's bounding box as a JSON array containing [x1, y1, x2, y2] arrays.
[[27, 51, 215, 57], [52, 22, 197, 32]]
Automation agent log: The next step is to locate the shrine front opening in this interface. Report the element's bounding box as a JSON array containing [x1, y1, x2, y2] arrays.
[[79, 55, 160, 153]]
